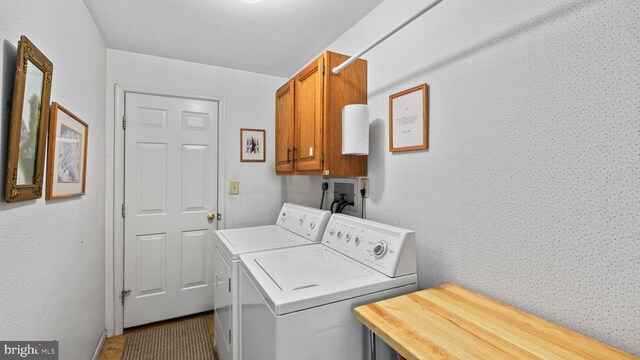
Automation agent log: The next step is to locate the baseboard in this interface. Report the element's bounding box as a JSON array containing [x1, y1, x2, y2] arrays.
[[92, 329, 107, 360]]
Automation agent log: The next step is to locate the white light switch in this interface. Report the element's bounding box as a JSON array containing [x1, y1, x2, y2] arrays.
[[229, 180, 239, 195]]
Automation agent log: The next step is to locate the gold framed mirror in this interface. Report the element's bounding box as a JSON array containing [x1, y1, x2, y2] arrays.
[[4, 36, 53, 202]]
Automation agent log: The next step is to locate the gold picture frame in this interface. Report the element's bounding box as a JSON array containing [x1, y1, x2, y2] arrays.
[[4, 36, 53, 202], [46, 103, 88, 200], [240, 128, 266, 162], [389, 83, 429, 152]]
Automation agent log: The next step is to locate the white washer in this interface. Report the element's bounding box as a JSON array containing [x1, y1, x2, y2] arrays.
[[239, 214, 418, 360], [214, 203, 331, 360]]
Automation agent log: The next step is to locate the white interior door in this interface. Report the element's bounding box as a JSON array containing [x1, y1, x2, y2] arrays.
[[124, 93, 218, 328]]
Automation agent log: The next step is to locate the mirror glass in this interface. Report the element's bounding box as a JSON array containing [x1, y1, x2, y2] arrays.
[[16, 60, 44, 185]]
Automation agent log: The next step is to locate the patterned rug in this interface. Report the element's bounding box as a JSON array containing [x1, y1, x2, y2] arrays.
[[122, 318, 215, 360]]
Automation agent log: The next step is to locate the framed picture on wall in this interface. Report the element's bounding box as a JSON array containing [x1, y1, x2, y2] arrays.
[[4, 36, 54, 202], [389, 83, 429, 152], [46, 103, 89, 199], [240, 128, 266, 162]]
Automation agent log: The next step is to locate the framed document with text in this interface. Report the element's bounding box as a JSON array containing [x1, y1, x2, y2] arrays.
[[389, 84, 428, 152]]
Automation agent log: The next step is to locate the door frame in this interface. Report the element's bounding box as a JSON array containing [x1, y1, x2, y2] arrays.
[[111, 84, 226, 335]]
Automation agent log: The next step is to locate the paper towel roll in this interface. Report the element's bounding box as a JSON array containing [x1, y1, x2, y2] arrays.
[[342, 104, 369, 155]]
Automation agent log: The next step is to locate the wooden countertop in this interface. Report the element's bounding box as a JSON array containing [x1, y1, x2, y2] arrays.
[[354, 284, 638, 360]]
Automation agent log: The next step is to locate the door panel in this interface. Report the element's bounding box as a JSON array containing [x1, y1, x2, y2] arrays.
[[294, 58, 324, 172], [181, 145, 208, 212], [181, 230, 207, 289], [136, 233, 166, 296], [124, 93, 219, 328], [182, 111, 210, 131], [137, 107, 167, 129], [136, 143, 167, 215]]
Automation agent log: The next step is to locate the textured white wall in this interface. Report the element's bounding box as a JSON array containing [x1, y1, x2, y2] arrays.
[[286, 0, 640, 354], [0, 1, 107, 359], [104, 49, 287, 334]]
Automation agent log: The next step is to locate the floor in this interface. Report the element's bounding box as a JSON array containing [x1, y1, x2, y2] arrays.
[[98, 312, 217, 360]]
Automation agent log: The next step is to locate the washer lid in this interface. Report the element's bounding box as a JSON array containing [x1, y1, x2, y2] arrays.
[[240, 245, 417, 315], [255, 247, 371, 291], [216, 225, 312, 260]]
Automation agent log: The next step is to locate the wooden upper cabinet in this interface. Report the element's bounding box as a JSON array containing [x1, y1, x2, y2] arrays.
[[322, 51, 367, 178], [275, 80, 295, 174], [294, 57, 324, 173], [275, 51, 367, 178]]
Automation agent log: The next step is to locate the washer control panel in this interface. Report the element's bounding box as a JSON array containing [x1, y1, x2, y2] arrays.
[[276, 203, 331, 242], [322, 214, 416, 277]]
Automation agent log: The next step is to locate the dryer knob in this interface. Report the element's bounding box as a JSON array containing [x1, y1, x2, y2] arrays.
[[373, 242, 387, 258], [309, 222, 316, 230]]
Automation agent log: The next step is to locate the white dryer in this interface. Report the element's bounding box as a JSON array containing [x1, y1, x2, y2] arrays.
[[239, 214, 418, 360], [213, 203, 331, 360]]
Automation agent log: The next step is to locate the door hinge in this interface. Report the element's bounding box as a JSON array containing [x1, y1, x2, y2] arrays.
[[122, 115, 127, 130], [228, 278, 231, 292], [229, 329, 232, 344], [120, 289, 131, 306], [321, 153, 324, 163], [121, 203, 126, 218], [322, 64, 325, 75]]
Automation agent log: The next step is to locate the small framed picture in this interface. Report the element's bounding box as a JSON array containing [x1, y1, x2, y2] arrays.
[[389, 83, 429, 152], [46, 103, 88, 199], [240, 128, 265, 162]]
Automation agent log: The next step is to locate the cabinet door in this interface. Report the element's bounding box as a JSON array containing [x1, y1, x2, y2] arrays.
[[275, 80, 295, 173], [294, 56, 324, 173]]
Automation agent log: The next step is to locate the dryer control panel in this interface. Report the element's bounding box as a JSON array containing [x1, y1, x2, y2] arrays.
[[322, 215, 416, 277], [276, 203, 331, 242]]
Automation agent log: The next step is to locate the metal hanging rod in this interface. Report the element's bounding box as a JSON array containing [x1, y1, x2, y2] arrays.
[[332, 0, 446, 74]]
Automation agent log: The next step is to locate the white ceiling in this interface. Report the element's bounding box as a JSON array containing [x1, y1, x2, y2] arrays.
[[83, 0, 383, 77]]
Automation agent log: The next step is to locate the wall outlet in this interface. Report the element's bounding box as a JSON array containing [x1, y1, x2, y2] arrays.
[[359, 178, 369, 198], [229, 180, 239, 195]]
